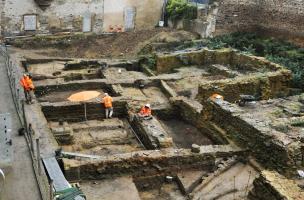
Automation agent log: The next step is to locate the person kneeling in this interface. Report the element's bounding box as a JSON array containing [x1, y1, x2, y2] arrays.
[[138, 104, 152, 120]]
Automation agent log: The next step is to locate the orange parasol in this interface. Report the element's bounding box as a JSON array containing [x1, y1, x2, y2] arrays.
[[67, 91, 101, 120]]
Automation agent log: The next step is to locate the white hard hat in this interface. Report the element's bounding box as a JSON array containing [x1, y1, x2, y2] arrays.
[[104, 93, 109, 96], [23, 73, 27, 77], [145, 104, 151, 108]]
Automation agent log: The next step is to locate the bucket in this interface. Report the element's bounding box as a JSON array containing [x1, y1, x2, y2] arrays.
[[159, 21, 164, 27]]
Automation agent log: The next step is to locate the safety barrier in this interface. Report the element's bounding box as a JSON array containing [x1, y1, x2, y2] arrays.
[[0, 44, 52, 200]]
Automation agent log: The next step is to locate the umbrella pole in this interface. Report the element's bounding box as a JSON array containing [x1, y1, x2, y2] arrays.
[[84, 103, 87, 121]]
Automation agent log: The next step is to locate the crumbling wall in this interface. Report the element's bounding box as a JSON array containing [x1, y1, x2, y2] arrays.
[[248, 170, 304, 200], [215, 0, 304, 39], [156, 48, 284, 74], [197, 70, 292, 103], [63, 149, 216, 181], [156, 49, 292, 102], [201, 100, 303, 174]]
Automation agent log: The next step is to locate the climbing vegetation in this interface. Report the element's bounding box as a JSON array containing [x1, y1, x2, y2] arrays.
[[204, 32, 304, 88], [166, 0, 197, 21]]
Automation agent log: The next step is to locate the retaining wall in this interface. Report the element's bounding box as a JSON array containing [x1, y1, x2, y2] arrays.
[[215, 0, 304, 40]]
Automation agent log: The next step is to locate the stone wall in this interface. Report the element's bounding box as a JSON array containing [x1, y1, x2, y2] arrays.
[[41, 99, 127, 122], [215, 0, 304, 39], [34, 80, 113, 97], [248, 170, 304, 200], [63, 148, 216, 181], [200, 100, 302, 174], [156, 48, 284, 74], [0, 0, 164, 36], [197, 71, 292, 103], [156, 49, 292, 102]]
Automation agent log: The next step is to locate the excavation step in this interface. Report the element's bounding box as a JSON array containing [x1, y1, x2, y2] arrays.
[[177, 169, 209, 195]]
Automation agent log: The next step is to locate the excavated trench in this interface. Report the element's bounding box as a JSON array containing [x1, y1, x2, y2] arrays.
[[21, 49, 294, 200]]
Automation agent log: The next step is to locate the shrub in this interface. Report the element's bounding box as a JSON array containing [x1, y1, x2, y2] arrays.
[[166, 0, 197, 21]]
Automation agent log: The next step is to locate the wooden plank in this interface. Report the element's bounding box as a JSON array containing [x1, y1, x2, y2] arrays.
[[43, 157, 70, 191]]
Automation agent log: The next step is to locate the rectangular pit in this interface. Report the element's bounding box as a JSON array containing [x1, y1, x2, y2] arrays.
[[49, 118, 144, 157], [158, 118, 214, 148]]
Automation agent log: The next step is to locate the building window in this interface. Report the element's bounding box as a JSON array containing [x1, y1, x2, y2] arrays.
[[24, 15, 37, 31]]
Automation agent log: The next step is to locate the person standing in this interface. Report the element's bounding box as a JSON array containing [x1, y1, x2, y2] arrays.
[[20, 73, 35, 104], [102, 93, 113, 118]]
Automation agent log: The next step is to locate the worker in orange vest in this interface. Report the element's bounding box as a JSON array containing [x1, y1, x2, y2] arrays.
[[102, 93, 113, 118], [138, 104, 152, 119], [20, 73, 35, 104]]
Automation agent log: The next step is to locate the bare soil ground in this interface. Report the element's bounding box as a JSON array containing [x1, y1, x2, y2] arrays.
[[11, 29, 199, 59], [139, 182, 185, 200], [192, 163, 258, 200], [159, 119, 214, 148]]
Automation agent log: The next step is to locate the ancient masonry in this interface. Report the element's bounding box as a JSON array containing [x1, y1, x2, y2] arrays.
[[215, 0, 304, 38], [8, 44, 301, 199]]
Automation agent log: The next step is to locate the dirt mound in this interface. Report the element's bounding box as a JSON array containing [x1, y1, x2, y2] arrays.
[[150, 31, 199, 43], [11, 28, 198, 59]]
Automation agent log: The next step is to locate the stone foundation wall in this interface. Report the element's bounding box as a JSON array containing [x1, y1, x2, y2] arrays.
[[34, 80, 113, 97], [63, 149, 216, 181], [197, 71, 292, 103], [41, 100, 127, 122], [156, 48, 284, 74], [201, 101, 302, 174], [248, 170, 304, 200], [156, 49, 292, 102]]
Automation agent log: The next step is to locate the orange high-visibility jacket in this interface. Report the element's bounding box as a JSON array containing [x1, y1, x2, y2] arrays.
[[139, 107, 151, 116], [20, 76, 35, 91], [26, 77, 35, 90], [20, 77, 29, 90], [103, 96, 113, 108]]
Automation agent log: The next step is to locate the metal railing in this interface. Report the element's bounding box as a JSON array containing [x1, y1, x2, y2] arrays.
[[0, 44, 51, 200]]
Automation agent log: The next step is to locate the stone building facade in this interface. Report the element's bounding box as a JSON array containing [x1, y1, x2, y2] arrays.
[[0, 0, 165, 36]]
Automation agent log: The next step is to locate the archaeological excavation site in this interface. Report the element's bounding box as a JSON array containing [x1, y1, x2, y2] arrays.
[[0, 0, 303, 200]]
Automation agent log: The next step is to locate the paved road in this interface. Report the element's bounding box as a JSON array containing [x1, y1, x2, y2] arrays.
[[0, 54, 41, 200]]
